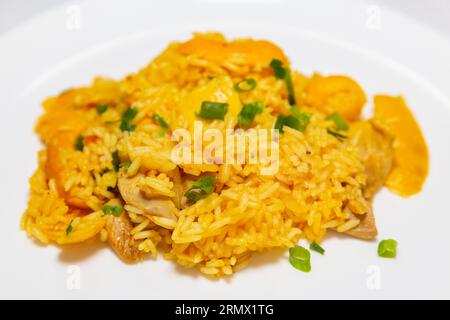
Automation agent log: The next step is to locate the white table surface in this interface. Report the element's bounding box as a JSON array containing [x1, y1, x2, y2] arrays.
[[1, 0, 450, 37]]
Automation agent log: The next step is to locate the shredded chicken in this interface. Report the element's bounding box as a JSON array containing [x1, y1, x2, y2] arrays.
[[344, 121, 394, 239], [105, 214, 143, 263], [117, 173, 178, 220], [170, 167, 184, 209], [345, 199, 378, 240]]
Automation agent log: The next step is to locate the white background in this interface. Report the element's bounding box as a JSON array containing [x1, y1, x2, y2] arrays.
[[1, 0, 450, 300], [1, 0, 450, 36]]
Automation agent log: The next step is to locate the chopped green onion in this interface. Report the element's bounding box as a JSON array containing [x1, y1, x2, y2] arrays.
[[122, 107, 138, 122], [152, 113, 169, 130], [185, 176, 216, 202], [237, 101, 264, 127], [196, 101, 229, 120], [285, 68, 296, 105], [269, 59, 286, 79], [269, 59, 283, 69], [234, 78, 257, 93], [102, 205, 123, 217], [327, 128, 348, 141], [96, 104, 108, 115], [274, 68, 286, 79], [75, 135, 84, 151], [120, 107, 138, 132], [378, 239, 397, 258], [290, 107, 311, 132], [66, 220, 74, 235], [120, 162, 131, 170], [120, 122, 136, 132], [289, 245, 311, 272], [310, 241, 325, 255], [274, 115, 303, 133], [269, 59, 296, 105], [112, 151, 120, 172], [326, 112, 349, 131]]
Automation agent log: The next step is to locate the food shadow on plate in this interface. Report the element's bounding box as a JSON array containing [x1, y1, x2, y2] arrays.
[[322, 230, 378, 243], [57, 239, 108, 264], [172, 247, 286, 282]]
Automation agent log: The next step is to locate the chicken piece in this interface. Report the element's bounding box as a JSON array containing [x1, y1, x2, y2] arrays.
[[346, 204, 378, 240], [343, 121, 394, 239], [105, 213, 143, 263], [169, 167, 184, 209], [118, 174, 178, 220]]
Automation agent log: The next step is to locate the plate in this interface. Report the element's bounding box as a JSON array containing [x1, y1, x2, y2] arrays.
[[1, 0, 450, 299]]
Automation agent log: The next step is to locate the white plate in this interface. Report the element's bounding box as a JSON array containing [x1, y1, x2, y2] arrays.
[[1, 0, 450, 299]]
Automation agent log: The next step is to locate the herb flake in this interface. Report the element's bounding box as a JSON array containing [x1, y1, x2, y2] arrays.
[[96, 104, 108, 115], [310, 241, 325, 255], [66, 220, 74, 235], [75, 135, 84, 151], [327, 128, 348, 141], [326, 112, 349, 131], [152, 113, 169, 130], [185, 176, 216, 202], [120, 107, 138, 132], [102, 205, 124, 217]]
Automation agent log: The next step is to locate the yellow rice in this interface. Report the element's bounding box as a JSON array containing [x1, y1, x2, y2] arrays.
[[21, 33, 371, 277]]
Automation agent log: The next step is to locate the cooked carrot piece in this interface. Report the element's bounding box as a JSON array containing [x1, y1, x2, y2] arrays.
[[374, 95, 429, 196], [177, 35, 289, 67], [305, 75, 366, 121]]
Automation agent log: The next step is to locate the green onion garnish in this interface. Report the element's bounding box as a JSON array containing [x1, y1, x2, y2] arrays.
[[269, 59, 296, 105], [66, 220, 74, 235], [102, 205, 124, 217], [234, 78, 257, 93], [75, 135, 84, 151], [152, 113, 169, 130], [327, 128, 348, 141], [269, 59, 286, 79], [185, 176, 216, 202], [196, 101, 229, 120], [378, 239, 397, 258], [274, 115, 302, 133], [96, 104, 108, 115], [122, 107, 138, 122], [120, 162, 131, 170], [285, 68, 296, 105], [112, 151, 120, 172], [120, 107, 138, 132], [289, 245, 311, 272], [326, 112, 349, 131], [310, 241, 325, 255], [290, 107, 311, 132], [237, 101, 264, 127]]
